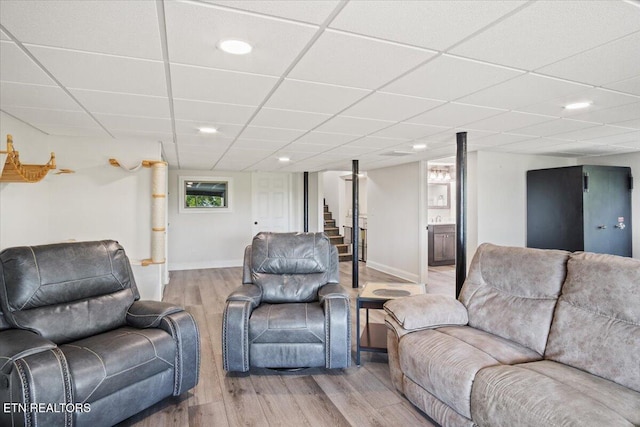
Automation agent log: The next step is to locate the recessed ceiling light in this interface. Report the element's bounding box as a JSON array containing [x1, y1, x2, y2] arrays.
[[278, 156, 290, 163], [413, 143, 427, 150], [198, 127, 218, 134], [218, 39, 252, 55], [564, 102, 591, 110]]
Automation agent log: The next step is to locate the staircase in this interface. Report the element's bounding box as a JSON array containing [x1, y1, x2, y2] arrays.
[[323, 203, 352, 262]]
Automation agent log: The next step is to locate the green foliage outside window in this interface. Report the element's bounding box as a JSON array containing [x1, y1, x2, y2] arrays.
[[185, 195, 224, 208]]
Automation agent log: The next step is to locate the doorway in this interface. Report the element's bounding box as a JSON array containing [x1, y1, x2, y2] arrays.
[[251, 172, 291, 235]]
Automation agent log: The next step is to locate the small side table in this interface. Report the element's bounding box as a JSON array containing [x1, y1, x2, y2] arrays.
[[356, 282, 426, 366]]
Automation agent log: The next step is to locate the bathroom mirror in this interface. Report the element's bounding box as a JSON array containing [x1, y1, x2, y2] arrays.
[[428, 183, 450, 209]]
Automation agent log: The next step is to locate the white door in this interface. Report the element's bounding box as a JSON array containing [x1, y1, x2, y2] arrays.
[[251, 172, 290, 235]]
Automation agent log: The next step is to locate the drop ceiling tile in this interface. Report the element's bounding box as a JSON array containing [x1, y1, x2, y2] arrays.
[[94, 114, 172, 133], [0, 41, 54, 85], [517, 87, 640, 117], [346, 136, 409, 149], [472, 133, 536, 147], [451, 1, 640, 70], [177, 144, 226, 157], [286, 142, 333, 153], [174, 120, 244, 139], [604, 75, 640, 97], [28, 46, 167, 96], [325, 145, 377, 157], [538, 141, 629, 156], [583, 130, 640, 146], [164, 1, 316, 76], [407, 102, 505, 127], [223, 147, 274, 160], [0, 82, 81, 110], [614, 118, 640, 130], [344, 92, 444, 122], [289, 30, 434, 89], [490, 137, 566, 152], [111, 129, 173, 141], [251, 108, 331, 130], [0, 30, 9, 41], [0, 0, 162, 59], [568, 102, 640, 126], [2, 106, 96, 128], [176, 134, 234, 148], [314, 115, 394, 135], [295, 131, 358, 146], [232, 138, 289, 151], [35, 124, 110, 138], [553, 125, 635, 141], [71, 89, 170, 118], [178, 154, 217, 170], [204, 0, 339, 24], [465, 111, 556, 133], [240, 126, 305, 142], [371, 123, 449, 140], [421, 129, 496, 145], [264, 79, 369, 114], [171, 64, 278, 105], [330, 1, 526, 51], [457, 74, 588, 111], [384, 55, 523, 101], [509, 118, 600, 138], [537, 32, 640, 86], [172, 99, 256, 125]]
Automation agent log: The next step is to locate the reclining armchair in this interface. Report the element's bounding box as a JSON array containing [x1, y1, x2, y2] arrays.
[[223, 232, 351, 372], [0, 240, 199, 427]]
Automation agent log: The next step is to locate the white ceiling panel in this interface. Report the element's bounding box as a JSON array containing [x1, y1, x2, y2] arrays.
[[171, 64, 278, 105], [344, 92, 444, 122], [264, 79, 369, 114], [251, 108, 331, 130], [407, 102, 505, 127], [173, 99, 255, 124], [222, 147, 275, 160], [330, 1, 526, 51], [94, 114, 172, 133], [324, 145, 376, 157], [205, 1, 340, 24], [71, 90, 170, 118], [286, 142, 333, 154], [314, 115, 394, 136], [371, 122, 449, 140], [164, 1, 317, 75], [536, 32, 640, 86], [176, 134, 234, 148], [568, 102, 640, 126], [0, 41, 54, 85], [472, 132, 536, 147], [383, 55, 523, 101], [175, 120, 244, 140], [465, 111, 556, 133], [295, 131, 358, 146], [489, 137, 566, 153], [239, 126, 305, 142], [553, 125, 636, 142], [584, 130, 640, 146], [178, 154, 217, 170], [451, 1, 640, 70], [0, 0, 162, 59], [539, 141, 629, 157], [28, 46, 167, 96], [615, 118, 640, 130], [35, 124, 110, 138], [422, 129, 496, 145], [458, 74, 589, 111], [605, 75, 640, 97], [111, 130, 173, 142], [518, 87, 640, 118], [0, 82, 81, 110], [0, 30, 9, 41], [2, 106, 96, 128], [289, 30, 434, 89], [346, 136, 409, 149], [509, 118, 600, 138]]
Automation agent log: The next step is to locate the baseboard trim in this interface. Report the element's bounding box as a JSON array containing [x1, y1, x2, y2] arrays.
[[365, 260, 419, 283], [169, 259, 243, 271]]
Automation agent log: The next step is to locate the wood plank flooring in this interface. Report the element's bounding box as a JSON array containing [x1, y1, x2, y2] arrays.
[[118, 262, 455, 427]]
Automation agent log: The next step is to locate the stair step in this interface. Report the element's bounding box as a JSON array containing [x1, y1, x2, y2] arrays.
[[329, 235, 344, 244], [334, 243, 350, 253], [324, 219, 336, 227], [338, 253, 353, 262], [324, 227, 340, 236], [324, 212, 332, 220], [324, 205, 329, 213]]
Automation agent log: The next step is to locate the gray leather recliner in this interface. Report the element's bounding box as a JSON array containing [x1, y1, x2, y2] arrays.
[[223, 232, 351, 372], [0, 240, 200, 427]]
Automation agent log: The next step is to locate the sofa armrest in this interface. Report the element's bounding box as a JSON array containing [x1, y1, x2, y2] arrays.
[[384, 294, 468, 333], [0, 329, 56, 375], [157, 310, 200, 395], [226, 284, 262, 309], [318, 283, 348, 304], [126, 300, 183, 328]]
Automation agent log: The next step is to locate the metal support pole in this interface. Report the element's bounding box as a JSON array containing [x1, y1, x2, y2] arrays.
[[303, 171, 309, 232], [456, 132, 467, 298], [352, 160, 359, 289]]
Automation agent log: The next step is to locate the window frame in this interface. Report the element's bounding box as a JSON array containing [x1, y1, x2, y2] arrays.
[[178, 176, 233, 214]]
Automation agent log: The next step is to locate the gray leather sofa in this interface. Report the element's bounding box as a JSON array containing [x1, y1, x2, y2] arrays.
[[223, 232, 351, 372], [0, 240, 200, 427], [385, 243, 640, 427]]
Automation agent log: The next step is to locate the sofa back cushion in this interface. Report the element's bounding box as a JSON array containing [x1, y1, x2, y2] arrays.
[[460, 243, 569, 355], [0, 240, 138, 343], [248, 232, 338, 303], [545, 252, 640, 392]]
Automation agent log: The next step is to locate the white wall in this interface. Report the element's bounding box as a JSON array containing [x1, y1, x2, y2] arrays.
[[0, 112, 164, 299], [580, 152, 640, 258], [367, 162, 422, 282]]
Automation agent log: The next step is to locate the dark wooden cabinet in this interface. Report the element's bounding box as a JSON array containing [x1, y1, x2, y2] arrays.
[[429, 224, 456, 266], [527, 165, 632, 257]]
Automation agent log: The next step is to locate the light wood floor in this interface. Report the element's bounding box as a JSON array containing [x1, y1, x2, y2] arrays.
[[118, 262, 456, 427]]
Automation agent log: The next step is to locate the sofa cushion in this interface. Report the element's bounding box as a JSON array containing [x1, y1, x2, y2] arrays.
[[471, 361, 640, 427], [60, 327, 175, 404], [384, 294, 468, 331], [459, 243, 569, 355], [545, 252, 640, 392], [398, 326, 541, 418], [249, 303, 324, 344]]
